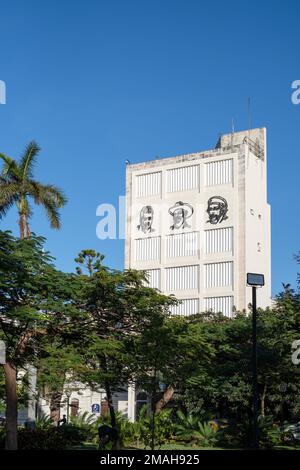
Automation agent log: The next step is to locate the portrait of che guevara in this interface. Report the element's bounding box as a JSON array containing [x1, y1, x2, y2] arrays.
[[206, 196, 228, 224]]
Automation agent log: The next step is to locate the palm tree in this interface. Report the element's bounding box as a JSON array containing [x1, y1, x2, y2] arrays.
[[0, 141, 67, 238]]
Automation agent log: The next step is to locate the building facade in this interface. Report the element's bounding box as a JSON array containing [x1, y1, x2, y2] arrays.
[[125, 128, 271, 317]]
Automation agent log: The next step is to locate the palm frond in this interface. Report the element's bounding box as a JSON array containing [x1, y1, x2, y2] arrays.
[[42, 199, 61, 229], [27, 181, 67, 229], [0, 181, 20, 219], [0, 142, 67, 233], [0, 153, 19, 178], [20, 141, 40, 180], [29, 182, 67, 208]]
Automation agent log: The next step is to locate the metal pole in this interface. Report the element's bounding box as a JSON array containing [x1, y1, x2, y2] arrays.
[[252, 286, 258, 449]]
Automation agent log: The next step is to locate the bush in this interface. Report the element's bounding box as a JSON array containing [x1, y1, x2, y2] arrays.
[[0, 427, 5, 449], [17, 425, 85, 450], [138, 406, 174, 449], [174, 411, 219, 447], [218, 415, 284, 449], [35, 415, 54, 430]]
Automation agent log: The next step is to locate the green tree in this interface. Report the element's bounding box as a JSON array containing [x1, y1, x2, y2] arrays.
[[73, 259, 176, 448], [75, 249, 104, 276], [0, 142, 67, 239], [0, 231, 79, 449], [129, 312, 215, 449], [37, 344, 84, 424], [175, 303, 300, 442]]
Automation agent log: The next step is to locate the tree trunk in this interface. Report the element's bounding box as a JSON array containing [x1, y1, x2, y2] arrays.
[[3, 362, 18, 450], [105, 382, 116, 427], [19, 213, 30, 239], [155, 386, 174, 413], [260, 384, 267, 417], [105, 381, 121, 450], [50, 391, 63, 425]]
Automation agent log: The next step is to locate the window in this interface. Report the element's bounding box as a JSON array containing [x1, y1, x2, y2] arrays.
[[205, 262, 233, 288], [167, 165, 200, 192], [70, 399, 79, 417], [167, 232, 199, 258], [136, 392, 149, 418], [136, 172, 161, 197], [144, 269, 161, 289], [204, 296, 234, 317], [135, 237, 161, 261], [205, 159, 233, 186], [166, 265, 199, 291], [170, 298, 200, 316], [205, 227, 233, 254]]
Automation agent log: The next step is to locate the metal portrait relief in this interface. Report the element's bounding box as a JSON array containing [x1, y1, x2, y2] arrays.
[[207, 196, 228, 224], [137, 205, 154, 233], [169, 201, 193, 230]]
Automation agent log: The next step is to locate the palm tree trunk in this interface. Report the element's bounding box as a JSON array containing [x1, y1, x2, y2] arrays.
[[3, 362, 18, 450], [19, 213, 30, 239]]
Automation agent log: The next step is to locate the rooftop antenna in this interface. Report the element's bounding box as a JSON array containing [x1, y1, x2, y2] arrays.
[[248, 97, 252, 141], [231, 118, 235, 150]]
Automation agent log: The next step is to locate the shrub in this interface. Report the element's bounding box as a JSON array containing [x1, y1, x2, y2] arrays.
[[219, 415, 284, 449], [17, 425, 85, 450], [0, 427, 5, 449], [174, 411, 219, 447], [138, 406, 174, 449], [35, 414, 54, 430]]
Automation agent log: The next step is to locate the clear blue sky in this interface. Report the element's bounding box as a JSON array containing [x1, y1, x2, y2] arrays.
[[0, 0, 299, 296]]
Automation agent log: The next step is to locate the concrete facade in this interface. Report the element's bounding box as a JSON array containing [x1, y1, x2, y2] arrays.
[[38, 383, 129, 422], [125, 128, 271, 317]]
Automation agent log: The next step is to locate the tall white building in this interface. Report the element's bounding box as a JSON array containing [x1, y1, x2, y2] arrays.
[[36, 128, 271, 424], [125, 128, 271, 316]]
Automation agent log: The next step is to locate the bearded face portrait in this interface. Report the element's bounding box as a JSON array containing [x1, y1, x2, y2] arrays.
[[207, 196, 228, 224]]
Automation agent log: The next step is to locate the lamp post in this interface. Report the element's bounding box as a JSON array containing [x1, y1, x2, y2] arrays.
[[247, 272, 265, 450], [65, 389, 72, 424]]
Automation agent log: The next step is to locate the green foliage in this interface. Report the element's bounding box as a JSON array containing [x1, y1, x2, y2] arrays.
[[17, 425, 84, 450], [0, 230, 82, 369], [1, 223, 300, 450], [0, 424, 86, 450], [137, 405, 174, 449], [217, 415, 284, 449], [70, 411, 97, 427], [71, 258, 177, 428], [174, 411, 219, 447], [75, 250, 104, 276], [35, 415, 54, 430]]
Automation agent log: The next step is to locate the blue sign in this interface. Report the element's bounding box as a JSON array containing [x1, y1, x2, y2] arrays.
[[91, 403, 100, 413]]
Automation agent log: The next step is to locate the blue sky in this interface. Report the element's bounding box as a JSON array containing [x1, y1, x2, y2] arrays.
[[0, 0, 299, 296]]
